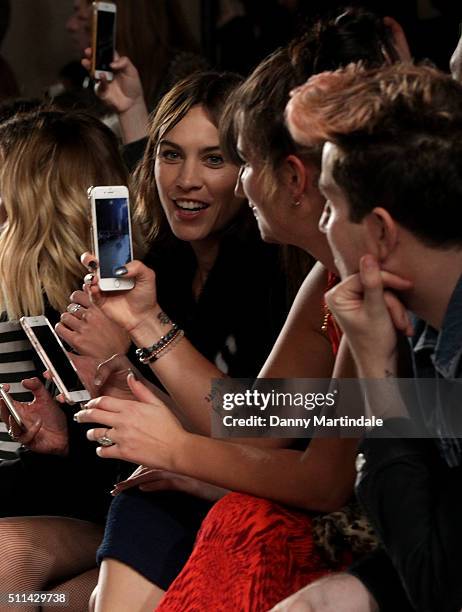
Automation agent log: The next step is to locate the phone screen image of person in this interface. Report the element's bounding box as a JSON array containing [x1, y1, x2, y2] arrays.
[[96, 196, 132, 279]]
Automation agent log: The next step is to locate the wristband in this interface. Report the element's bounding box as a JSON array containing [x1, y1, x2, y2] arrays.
[[135, 324, 184, 363]]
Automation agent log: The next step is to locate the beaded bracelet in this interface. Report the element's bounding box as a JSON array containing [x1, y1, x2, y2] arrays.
[[135, 324, 184, 364]]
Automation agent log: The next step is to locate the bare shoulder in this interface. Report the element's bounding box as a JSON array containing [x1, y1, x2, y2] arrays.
[[260, 262, 333, 378]]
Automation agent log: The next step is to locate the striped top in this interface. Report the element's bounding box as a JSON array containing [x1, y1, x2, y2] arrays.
[[0, 320, 38, 460]]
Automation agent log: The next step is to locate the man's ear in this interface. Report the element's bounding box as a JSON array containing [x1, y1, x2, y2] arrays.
[[364, 206, 399, 262]]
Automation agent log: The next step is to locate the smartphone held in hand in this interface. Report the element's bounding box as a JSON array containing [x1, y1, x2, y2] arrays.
[[20, 316, 90, 405], [91, 1, 117, 81], [89, 185, 135, 291]]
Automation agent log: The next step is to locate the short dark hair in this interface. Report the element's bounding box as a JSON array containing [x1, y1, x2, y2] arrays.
[[287, 63, 462, 248]]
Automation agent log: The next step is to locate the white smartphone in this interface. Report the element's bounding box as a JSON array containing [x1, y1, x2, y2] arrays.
[[0, 384, 25, 430], [89, 185, 135, 291], [91, 2, 117, 81], [19, 316, 90, 405]]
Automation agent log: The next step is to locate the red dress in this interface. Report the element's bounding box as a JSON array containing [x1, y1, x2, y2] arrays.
[[156, 272, 347, 612]]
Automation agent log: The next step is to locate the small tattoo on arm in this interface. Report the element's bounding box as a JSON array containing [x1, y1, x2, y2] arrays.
[[385, 369, 394, 378], [157, 311, 171, 326]]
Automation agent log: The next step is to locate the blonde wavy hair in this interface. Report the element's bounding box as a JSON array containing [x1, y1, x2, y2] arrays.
[[0, 110, 129, 319]]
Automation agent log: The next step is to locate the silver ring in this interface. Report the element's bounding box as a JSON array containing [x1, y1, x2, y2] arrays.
[[67, 303, 82, 314], [84, 273, 94, 285], [7, 427, 19, 441], [97, 429, 115, 447]]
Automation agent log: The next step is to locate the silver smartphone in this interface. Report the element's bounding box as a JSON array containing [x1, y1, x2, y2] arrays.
[[20, 316, 90, 405], [91, 2, 117, 81], [0, 384, 25, 430], [89, 185, 135, 291]]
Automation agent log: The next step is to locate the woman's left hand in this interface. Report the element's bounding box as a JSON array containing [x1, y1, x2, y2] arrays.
[[56, 290, 131, 360], [74, 374, 186, 468]]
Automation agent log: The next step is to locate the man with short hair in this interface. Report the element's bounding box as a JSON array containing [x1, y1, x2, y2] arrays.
[[274, 63, 462, 611]]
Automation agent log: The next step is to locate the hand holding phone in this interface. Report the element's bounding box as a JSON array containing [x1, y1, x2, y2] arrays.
[[0, 379, 69, 455], [20, 316, 90, 405], [0, 384, 25, 430], [91, 2, 117, 81], [89, 185, 135, 291]]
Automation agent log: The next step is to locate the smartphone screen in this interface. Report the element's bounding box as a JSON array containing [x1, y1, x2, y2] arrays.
[[95, 196, 132, 278], [95, 8, 115, 73], [30, 324, 86, 394]]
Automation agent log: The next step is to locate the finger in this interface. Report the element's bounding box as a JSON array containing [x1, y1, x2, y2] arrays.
[[78, 394, 124, 414], [81, 58, 91, 71], [60, 312, 84, 331], [70, 290, 91, 308], [383, 292, 414, 336], [359, 255, 386, 315], [95, 354, 130, 387], [81, 252, 99, 270], [74, 407, 118, 426], [83, 282, 101, 305], [86, 427, 117, 444], [83, 47, 92, 58], [325, 273, 363, 309], [0, 401, 10, 425], [96, 444, 120, 459], [110, 55, 128, 70], [20, 377, 43, 393], [65, 304, 88, 321], [55, 322, 78, 351], [84, 273, 95, 287], [117, 260, 149, 281], [127, 374, 159, 404], [379, 270, 413, 291]]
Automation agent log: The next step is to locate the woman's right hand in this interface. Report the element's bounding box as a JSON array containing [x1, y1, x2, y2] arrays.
[[81, 49, 149, 143], [81, 253, 160, 336]]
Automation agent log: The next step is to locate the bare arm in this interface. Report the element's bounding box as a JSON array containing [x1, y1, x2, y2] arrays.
[[79, 333, 358, 512], [130, 262, 335, 437], [174, 334, 357, 511]]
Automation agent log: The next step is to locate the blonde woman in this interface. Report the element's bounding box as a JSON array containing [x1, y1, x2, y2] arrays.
[[0, 110, 131, 611]]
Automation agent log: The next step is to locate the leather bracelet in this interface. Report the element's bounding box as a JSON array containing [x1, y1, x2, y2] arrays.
[[136, 324, 184, 364]]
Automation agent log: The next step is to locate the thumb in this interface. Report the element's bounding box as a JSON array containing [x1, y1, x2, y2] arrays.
[[21, 377, 44, 393], [22, 378, 52, 404], [127, 374, 158, 404]]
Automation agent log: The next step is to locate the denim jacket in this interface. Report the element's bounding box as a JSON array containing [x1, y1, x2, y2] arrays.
[[411, 273, 462, 466]]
